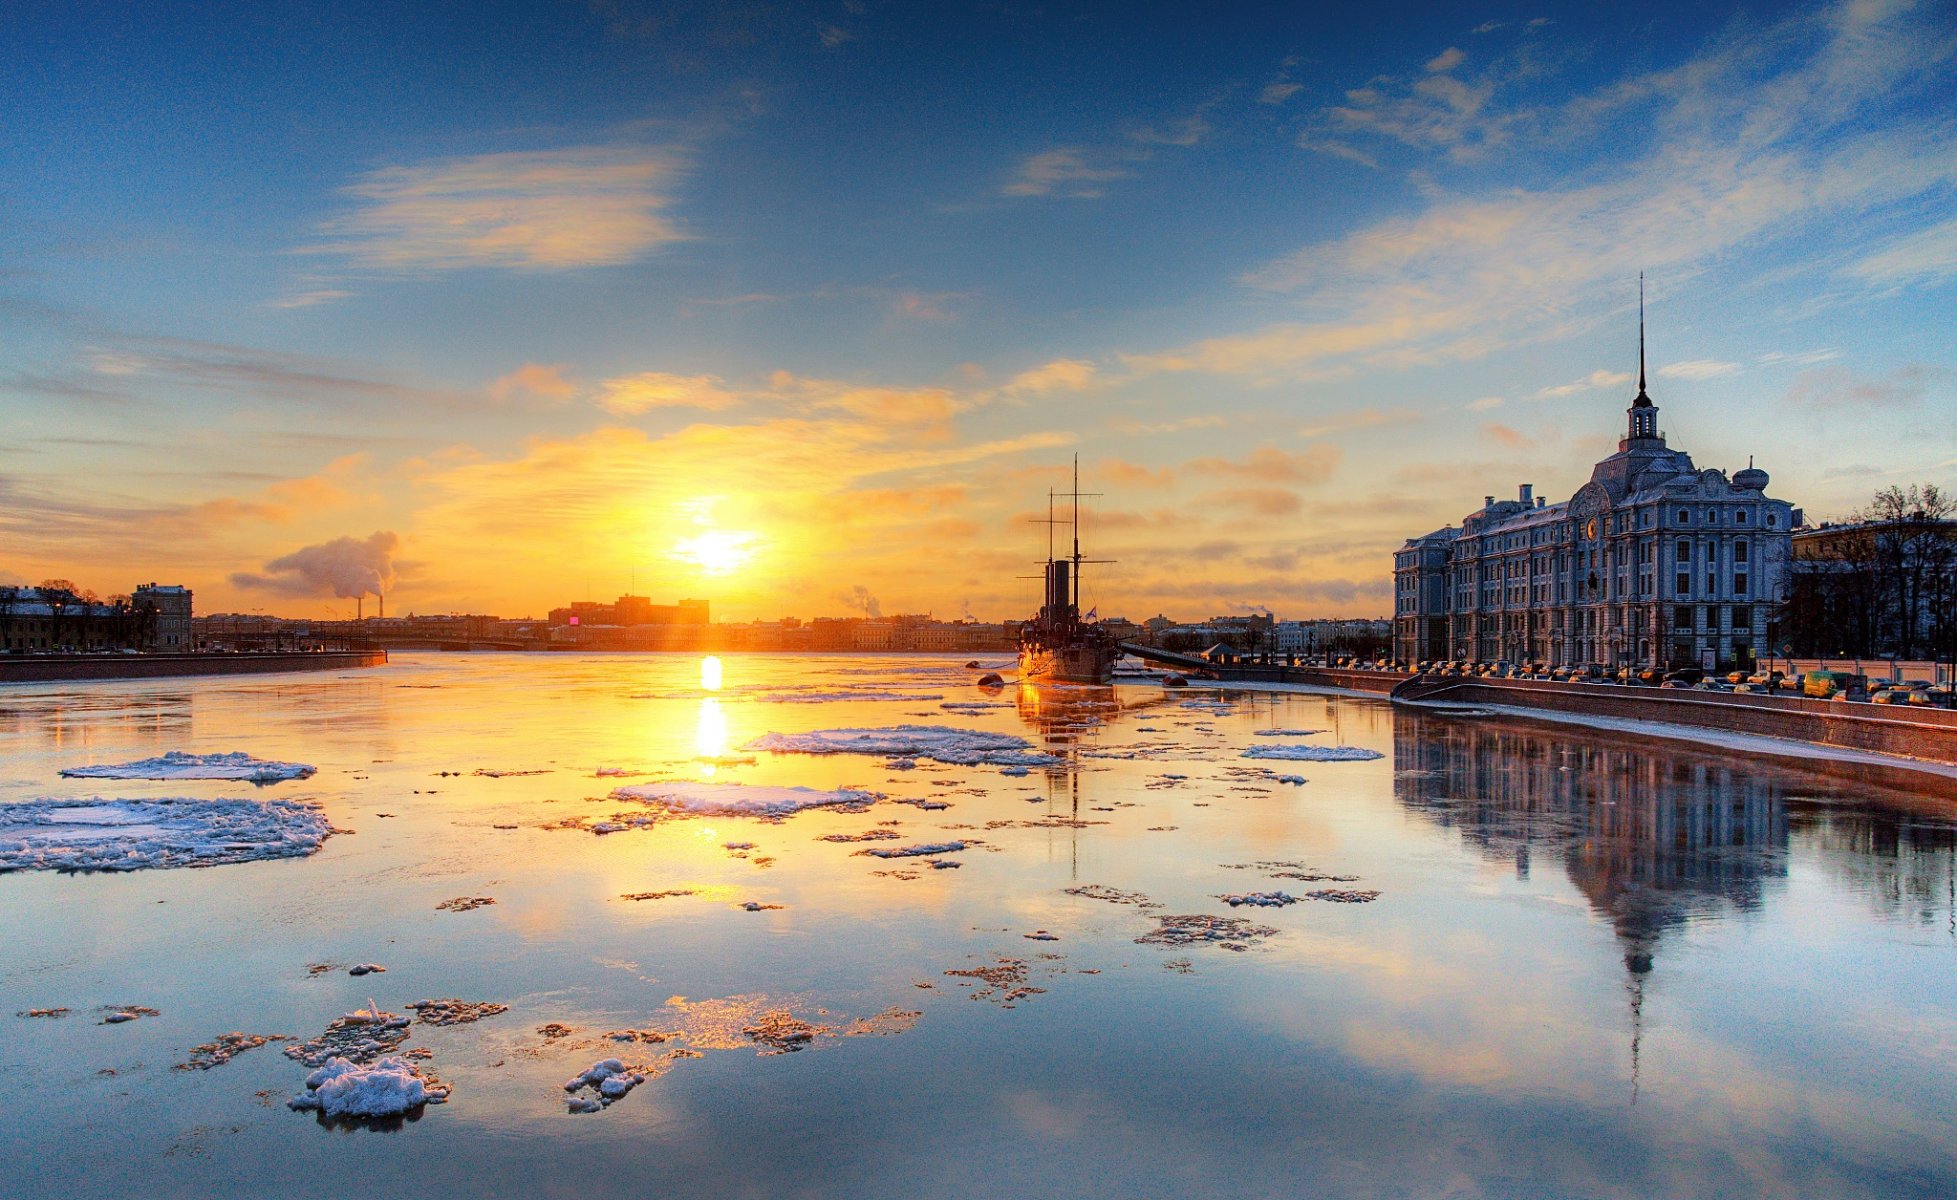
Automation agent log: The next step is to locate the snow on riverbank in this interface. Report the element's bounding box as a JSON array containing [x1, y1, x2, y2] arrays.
[[609, 781, 878, 820], [745, 725, 1062, 767], [1241, 745, 1384, 762], [0, 797, 334, 872], [60, 750, 315, 785]]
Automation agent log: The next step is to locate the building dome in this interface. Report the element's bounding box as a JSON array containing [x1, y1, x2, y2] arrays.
[[1734, 464, 1769, 491]]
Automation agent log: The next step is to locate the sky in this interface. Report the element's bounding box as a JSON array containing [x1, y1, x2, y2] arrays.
[[2, 0, 1953, 622]]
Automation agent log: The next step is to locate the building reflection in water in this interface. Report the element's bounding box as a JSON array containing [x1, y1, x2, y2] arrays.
[[1392, 709, 1789, 980], [1393, 708, 1957, 1093]]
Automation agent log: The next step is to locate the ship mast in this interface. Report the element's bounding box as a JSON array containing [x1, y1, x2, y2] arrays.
[[1071, 454, 1081, 609]]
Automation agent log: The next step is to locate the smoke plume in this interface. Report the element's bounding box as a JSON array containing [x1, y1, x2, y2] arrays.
[[835, 585, 881, 618], [232, 531, 400, 599]]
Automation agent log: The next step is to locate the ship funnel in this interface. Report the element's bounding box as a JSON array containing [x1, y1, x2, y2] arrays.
[[1045, 560, 1072, 615]]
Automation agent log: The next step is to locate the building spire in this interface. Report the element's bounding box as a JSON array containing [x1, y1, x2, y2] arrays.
[[1638, 273, 1646, 395]]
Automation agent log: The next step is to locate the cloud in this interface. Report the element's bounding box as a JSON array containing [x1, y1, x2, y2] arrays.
[[1203, 487, 1304, 516], [77, 335, 452, 410], [231, 531, 400, 598], [1002, 358, 1098, 397], [1843, 216, 1957, 287], [1535, 370, 1634, 399], [1259, 82, 1303, 105], [1466, 395, 1505, 411], [490, 363, 578, 403], [595, 372, 742, 414], [1755, 349, 1839, 367], [1293, 135, 1380, 169], [1001, 148, 1132, 199], [1186, 445, 1341, 486], [1172, 2, 1957, 382], [1098, 459, 1175, 488], [267, 289, 353, 309], [1658, 359, 1741, 380], [1480, 422, 1536, 449], [1129, 114, 1210, 147], [1787, 364, 1941, 408], [305, 146, 687, 270], [817, 24, 853, 49], [1109, 413, 1229, 436], [1425, 47, 1466, 72]]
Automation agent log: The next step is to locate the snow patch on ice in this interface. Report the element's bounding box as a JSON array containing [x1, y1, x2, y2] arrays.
[[289, 1055, 449, 1118], [60, 750, 315, 785], [563, 1058, 646, 1111], [608, 781, 877, 820], [1252, 728, 1326, 737], [745, 725, 1061, 767], [0, 797, 334, 873], [1241, 745, 1383, 762]]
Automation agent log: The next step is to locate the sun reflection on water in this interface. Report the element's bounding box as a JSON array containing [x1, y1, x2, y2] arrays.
[[700, 655, 723, 692], [694, 697, 728, 775]]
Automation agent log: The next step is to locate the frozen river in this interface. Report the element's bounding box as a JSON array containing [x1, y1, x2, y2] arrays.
[[4, 652, 1956, 1198]]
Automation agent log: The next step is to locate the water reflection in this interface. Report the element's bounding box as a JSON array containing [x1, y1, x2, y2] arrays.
[[1391, 709, 1957, 969]]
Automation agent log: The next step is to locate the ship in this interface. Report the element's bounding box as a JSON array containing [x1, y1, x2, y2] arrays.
[[1017, 456, 1121, 684]]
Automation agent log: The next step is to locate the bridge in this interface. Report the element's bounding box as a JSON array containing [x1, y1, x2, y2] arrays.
[[1118, 643, 1404, 693]]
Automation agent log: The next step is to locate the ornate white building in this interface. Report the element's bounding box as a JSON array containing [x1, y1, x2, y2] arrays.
[[1393, 328, 1799, 671]]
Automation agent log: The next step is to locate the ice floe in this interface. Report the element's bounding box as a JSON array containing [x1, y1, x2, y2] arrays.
[[1240, 744, 1384, 762], [1252, 728, 1327, 737], [609, 781, 877, 821], [1219, 892, 1300, 907], [0, 797, 334, 873], [754, 690, 945, 703], [178, 1032, 288, 1071], [746, 725, 1061, 767], [1136, 913, 1280, 950], [60, 750, 315, 785], [862, 841, 967, 859], [290, 1055, 450, 1118], [564, 1058, 647, 1111]]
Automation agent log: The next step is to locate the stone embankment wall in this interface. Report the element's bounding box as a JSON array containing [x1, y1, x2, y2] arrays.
[[1390, 675, 1957, 764], [0, 650, 388, 685]]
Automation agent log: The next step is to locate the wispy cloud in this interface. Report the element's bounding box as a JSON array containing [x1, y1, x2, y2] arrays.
[[1001, 148, 1132, 199], [1658, 359, 1741, 380], [1535, 370, 1634, 399], [266, 288, 353, 309], [1133, 2, 1957, 383], [595, 372, 743, 415], [1843, 216, 1957, 287], [1186, 445, 1341, 486], [490, 363, 578, 403], [304, 146, 687, 270]]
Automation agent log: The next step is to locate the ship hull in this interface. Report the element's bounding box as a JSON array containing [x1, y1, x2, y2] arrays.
[[1017, 642, 1119, 685]]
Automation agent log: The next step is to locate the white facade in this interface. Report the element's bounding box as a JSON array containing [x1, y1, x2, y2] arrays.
[[1393, 375, 1797, 670]]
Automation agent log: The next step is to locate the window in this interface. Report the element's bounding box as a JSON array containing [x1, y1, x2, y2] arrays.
[[1674, 606, 1693, 629], [1676, 539, 1692, 563], [1676, 574, 1691, 598], [1737, 509, 1749, 525], [1705, 508, 1717, 523], [1734, 541, 1748, 564], [1735, 573, 1749, 597], [1732, 606, 1751, 628], [1767, 512, 1778, 528], [1679, 508, 1691, 523]]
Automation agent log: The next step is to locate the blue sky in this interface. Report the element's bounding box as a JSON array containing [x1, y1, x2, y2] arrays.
[[2, 0, 1952, 618]]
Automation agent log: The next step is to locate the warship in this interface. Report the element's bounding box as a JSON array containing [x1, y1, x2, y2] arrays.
[[1017, 457, 1120, 684]]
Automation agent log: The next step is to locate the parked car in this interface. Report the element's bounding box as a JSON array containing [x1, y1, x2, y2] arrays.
[[1803, 670, 1865, 699], [1871, 680, 1933, 705]]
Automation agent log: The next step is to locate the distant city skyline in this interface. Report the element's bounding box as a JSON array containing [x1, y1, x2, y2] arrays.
[[3, 0, 1953, 620]]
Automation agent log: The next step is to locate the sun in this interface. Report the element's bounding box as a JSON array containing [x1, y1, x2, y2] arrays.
[[674, 529, 757, 576]]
